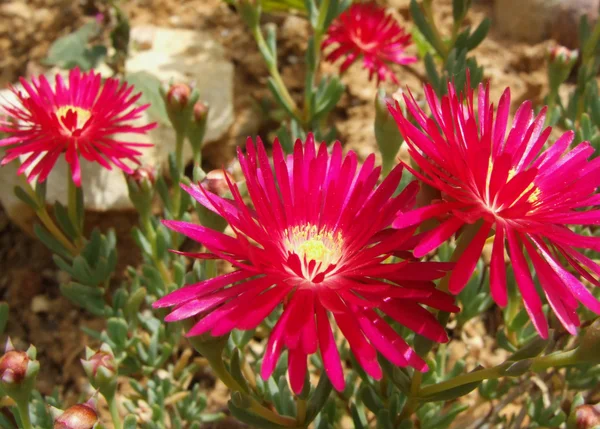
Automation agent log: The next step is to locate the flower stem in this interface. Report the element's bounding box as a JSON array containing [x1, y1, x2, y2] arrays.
[[251, 26, 302, 124], [15, 400, 32, 429], [296, 397, 307, 426], [422, 0, 448, 60], [18, 175, 78, 255], [399, 371, 423, 420], [107, 394, 123, 429], [303, 0, 330, 125], [530, 349, 580, 372], [418, 367, 500, 397], [171, 130, 186, 226], [417, 349, 581, 398]]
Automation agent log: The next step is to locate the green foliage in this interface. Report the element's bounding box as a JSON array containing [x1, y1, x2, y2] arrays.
[[125, 72, 170, 125], [44, 21, 107, 70]]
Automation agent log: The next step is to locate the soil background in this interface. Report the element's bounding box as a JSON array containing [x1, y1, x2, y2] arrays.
[[0, 0, 561, 427]]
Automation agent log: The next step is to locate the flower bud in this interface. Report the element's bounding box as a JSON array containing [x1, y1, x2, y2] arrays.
[[203, 169, 234, 197], [81, 345, 118, 398], [166, 83, 192, 111], [53, 400, 98, 429], [188, 101, 210, 162], [160, 82, 200, 135], [548, 45, 578, 64], [131, 166, 156, 187], [193, 101, 209, 124], [575, 404, 600, 429], [547, 45, 578, 91], [0, 346, 29, 384]]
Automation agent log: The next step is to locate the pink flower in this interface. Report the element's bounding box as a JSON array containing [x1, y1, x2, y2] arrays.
[[389, 80, 600, 338], [323, 2, 417, 84], [0, 68, 156, 186], [154, 135, 457, 393]]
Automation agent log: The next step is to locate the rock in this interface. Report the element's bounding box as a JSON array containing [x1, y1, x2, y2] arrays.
[[551, 0, 600, 49], [0, 26, 234, 225], [494, 0, 599, 48], [31, 295, 51, 313], [0, 2, 33, 21]]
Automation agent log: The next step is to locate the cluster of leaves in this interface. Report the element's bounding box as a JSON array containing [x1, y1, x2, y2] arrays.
[[411, 0, 488, 95]]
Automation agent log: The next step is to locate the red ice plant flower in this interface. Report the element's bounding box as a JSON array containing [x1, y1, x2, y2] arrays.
[[154, 135, 457, 393], [323, 2, 417, 84], [0, 68, 156, 186], [389, 80, 600, 338]]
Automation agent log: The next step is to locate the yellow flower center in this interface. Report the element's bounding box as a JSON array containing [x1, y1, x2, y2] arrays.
[[284, 224, 344, 281], [56, 105, 92, 132]]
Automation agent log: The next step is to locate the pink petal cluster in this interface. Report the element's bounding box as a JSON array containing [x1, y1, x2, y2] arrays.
[[323, 2, 417, 84], [389, 81, 600, 338], [154, 135, 457, 392], [0, 68, 156, 186]]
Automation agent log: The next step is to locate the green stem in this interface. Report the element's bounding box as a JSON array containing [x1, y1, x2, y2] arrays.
[[303, 0, 331, 124], [530, 349, 580, 372], [296, 397, 307, 426], [16, 400, 32, 429], [418, 349, 581, 398], [399, 371, 423, 420], [67, 167, 79, 235], [422, 0, 449, 60], [171, 130, 185, 223], [251, 26, 302, 123], [418, 367, 500, 398], [107, 394, 123, 429], [18, 175, 78, 255]]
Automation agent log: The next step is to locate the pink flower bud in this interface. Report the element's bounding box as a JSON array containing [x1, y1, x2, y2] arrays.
[[0, 350, 29, 384], [54, 402, 98, 429], [193, 101, 209, 123], [87, 351, 116, 377], [202, 169, 234, 197], [166, 84, 192, 110], [576, 404, 600, 429], [548, 45, 578, 64], [131, 166, 157, 186]]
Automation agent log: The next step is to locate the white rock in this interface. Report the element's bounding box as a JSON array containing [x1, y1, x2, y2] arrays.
[[494, 0, 599, 47], [0, 26, 234, 221]]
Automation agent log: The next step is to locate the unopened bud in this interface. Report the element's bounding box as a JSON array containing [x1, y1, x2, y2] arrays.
[[81, 345, 117, 398], [575, 404, 600, 429], [548, 45, 578, 63], [166, 84, 192, 110], [131, 166, 156, 186], [193, 101, 209, 123], [547, 45, 578, 91], [0, 349, 29, 384], [54, 401, 98, 429], [188, 101, 210, 159], [87, 351, 116, 377], [203, 169, 234, 197]]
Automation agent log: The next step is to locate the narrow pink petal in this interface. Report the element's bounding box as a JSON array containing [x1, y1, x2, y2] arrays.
[[490, 225, 508, 306], [316, 302, 345, 391], [449, 222, 492, 294], [507, 230, 548, 338]]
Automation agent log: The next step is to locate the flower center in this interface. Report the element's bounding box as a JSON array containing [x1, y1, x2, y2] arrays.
[[56, 105, 92, 135], [484, 163, 541, 214], [284, 224, 344, 282]]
